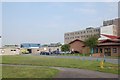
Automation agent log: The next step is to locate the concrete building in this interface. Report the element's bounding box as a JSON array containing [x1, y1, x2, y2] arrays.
[[31, 46, 61, 54], [1, 47, 20, 55], [98, 18, 120, 40], [0, 45, 20, 55], [64, 27, 100, 44], [103, 18, 120, 35], [20, 43, 41, 53], [20, 43, 61, 54]]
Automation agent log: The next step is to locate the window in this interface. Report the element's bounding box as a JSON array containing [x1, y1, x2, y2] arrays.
[[100, 48, 102, 53], [96, 48, 98, 53], [113, 48, 117, 53]]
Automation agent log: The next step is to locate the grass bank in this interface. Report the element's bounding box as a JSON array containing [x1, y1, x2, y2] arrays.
[[2, 65, 59, 79], [1, 55, 119, 74]]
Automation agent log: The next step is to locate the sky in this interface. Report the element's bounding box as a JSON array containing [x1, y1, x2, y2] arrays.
[[1, 2, 119, 45]]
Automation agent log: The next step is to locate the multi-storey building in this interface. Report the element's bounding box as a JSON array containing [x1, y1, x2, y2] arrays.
[[103, 18, 120, 36], [64, 27, 100, 44], [99, 18, 120, 40]]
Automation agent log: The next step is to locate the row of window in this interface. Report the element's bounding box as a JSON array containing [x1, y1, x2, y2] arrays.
[[11, 50, 16, 51], [65, 29, 99, 36], [65, 34, 99, 40], [103, 20, 114, 26], [95, 48, 117, 53]]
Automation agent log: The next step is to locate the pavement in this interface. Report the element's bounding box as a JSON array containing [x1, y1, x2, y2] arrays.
[[52, 67, 118, 78]]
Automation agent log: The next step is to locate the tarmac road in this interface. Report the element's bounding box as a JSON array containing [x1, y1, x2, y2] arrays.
[[30, 53, 119, 64]]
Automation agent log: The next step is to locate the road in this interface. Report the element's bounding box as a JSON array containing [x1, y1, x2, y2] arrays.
[[30, 53, 119, 64]]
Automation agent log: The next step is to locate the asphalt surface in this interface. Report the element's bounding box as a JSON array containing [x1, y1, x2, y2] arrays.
[[52, 67, 118, 78], [29, 53, 119, 64], [1, 64, 119, 78]]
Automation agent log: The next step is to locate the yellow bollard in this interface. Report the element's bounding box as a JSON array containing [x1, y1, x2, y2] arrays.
[[100, 60, 104, 69]]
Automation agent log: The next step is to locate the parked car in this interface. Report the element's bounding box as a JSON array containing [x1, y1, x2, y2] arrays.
[[51, 50, 60, 54], [40, 52, 50, 55], [59, 51, 71, 54]]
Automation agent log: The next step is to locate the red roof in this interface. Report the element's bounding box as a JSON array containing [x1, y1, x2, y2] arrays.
[[100, 39, 120, 43], [101, 34, 120, 39], [69, 39, 84, 44]]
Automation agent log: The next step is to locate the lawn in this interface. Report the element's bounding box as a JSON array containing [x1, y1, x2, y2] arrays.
[[1, 55, 119, 74], [2, 65, 59, 79]]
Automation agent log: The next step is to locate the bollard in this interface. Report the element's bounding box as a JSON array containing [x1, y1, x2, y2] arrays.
[[100, 60, 104, 69]]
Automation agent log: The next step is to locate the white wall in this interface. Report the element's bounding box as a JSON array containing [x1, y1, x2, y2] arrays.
[[99, 25, 117, 40], [101, 25, 114, 35]]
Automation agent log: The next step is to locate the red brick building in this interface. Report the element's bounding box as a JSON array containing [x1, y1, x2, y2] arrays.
[[93, 35, 120, 57], [69, 39, 90, 54]]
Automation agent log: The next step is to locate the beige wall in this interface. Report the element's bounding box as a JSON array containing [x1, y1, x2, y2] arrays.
[[64, 28, 100, 44], [1, 48, 20, 55], [31, 47, 61, 54]]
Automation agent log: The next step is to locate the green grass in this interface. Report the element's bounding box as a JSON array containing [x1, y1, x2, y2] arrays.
[[1, 55, 119, 74], [2, 65, 59, 79]]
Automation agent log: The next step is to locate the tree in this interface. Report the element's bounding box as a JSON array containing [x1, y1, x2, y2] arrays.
[[61, 44, 70, 52], [84, 36, 98, 55]]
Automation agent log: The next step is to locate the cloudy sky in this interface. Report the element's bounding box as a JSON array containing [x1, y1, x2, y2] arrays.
[[1, 1, 119, 45]]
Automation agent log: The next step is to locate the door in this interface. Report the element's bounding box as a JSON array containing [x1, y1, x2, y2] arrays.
[[104, 48, 111, 56], [27, 49, 32, 53]]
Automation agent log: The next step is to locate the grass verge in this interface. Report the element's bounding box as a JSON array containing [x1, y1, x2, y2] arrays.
[[2, 65, 59, 79]]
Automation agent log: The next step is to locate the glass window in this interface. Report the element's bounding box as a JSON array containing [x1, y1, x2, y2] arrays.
[[100, 48, 102, 53], [113, 48, 117, 53], [96, 48, 98, 53]]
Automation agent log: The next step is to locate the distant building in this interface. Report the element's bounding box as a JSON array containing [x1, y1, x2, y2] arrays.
[[69, 39, 90, 54], [1, 47, 20, 55], [42, 42, 61, 47], [20, 43, 41, 53], [64, 27, 100, 44], [20, 43, 41, 48], [1, 44, 20, 55], [104, 18, 120, 35], [3, 45, 19, 48], [20, 43, 61, 54], [99, 18, 120, 40]]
